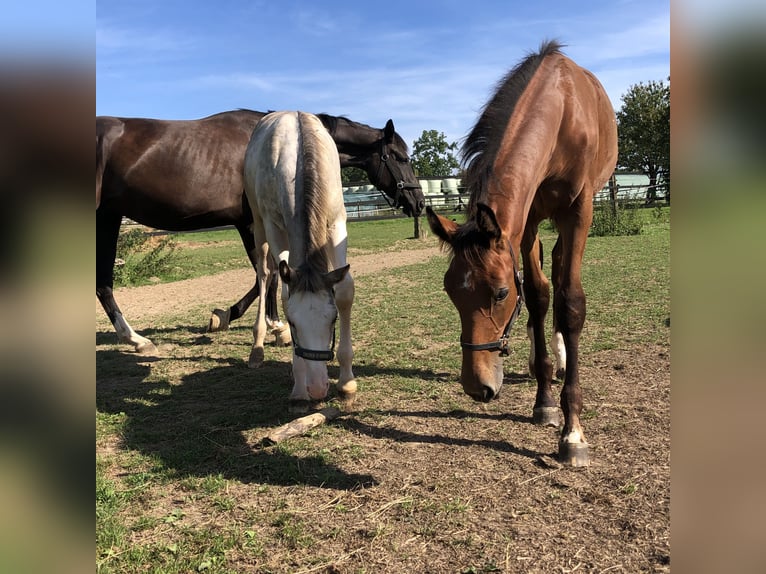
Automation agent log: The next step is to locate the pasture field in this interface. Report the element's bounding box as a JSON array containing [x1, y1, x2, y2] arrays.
[[97, 212, 670, 573]]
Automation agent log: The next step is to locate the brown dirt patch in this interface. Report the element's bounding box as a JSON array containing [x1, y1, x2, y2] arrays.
[[96, 246, 442, 322]]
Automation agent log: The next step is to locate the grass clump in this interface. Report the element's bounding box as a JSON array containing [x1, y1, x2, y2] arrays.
[[114, 228, 179, 286]]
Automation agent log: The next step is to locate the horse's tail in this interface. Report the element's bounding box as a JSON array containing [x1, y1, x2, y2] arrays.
[[96, 116, 123, 209]]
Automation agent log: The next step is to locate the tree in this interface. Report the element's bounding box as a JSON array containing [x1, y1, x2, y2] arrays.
[[411, 130, 459, 177], [616, 79, 670, 204], [341, 166, 368, 185]]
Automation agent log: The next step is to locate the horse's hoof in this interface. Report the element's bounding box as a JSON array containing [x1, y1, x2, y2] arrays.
[[248, 347, 265, 369], [288, 400, 311, 414], [336, 379, 357, 409], [337, 392, 357, 410], [135, 341, 159, 356], [555, 368, 566, 380], [559, 441, 590, 467], [533, 406, 560, 427], [273, 325, 292, 347], [208, 308, 230, 332], [337, 379, 357, 396]]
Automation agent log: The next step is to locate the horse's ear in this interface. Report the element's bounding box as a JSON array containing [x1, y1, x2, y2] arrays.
[[279, 260, 294, 284], [475, 202, 503, 243], [426, 206, 459, 245], [324, 264, 350, 287], [384, 119, 395, 143]]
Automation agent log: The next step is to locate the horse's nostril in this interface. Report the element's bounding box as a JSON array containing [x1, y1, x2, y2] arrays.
[[482, 386, 495, 402]]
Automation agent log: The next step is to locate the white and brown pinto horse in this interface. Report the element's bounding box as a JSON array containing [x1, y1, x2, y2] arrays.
[[244, 111, 356, 405], [427, 41, 617, 466]]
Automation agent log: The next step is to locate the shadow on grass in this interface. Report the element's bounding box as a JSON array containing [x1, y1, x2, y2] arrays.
[[97, 330, 550, 487], [97, 345, 377, 490]]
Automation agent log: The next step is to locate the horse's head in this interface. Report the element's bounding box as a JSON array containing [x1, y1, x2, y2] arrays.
[[279, 261, 350, 400], [338, 119, 424, 217], [374, 120, 424, 217], [426, 204, 523, 402]]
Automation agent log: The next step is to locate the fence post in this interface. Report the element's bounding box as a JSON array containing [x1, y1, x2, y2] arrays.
[[608, 174, 618, 218]]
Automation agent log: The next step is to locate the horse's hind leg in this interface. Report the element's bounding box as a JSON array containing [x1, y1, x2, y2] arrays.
[[521, 228, 559, 427], [553, 198, 592, 466], [265, 266, 291, 346], [209, 225, 291, 346], [97, 210, 157, 354]]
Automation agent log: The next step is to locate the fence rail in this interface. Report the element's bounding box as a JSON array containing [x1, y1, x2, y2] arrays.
[[121, 175, 668, 230]]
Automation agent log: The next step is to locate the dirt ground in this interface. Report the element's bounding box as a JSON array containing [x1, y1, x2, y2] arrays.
[[96, 246, 443, 321], [97, 244, 670, 573]]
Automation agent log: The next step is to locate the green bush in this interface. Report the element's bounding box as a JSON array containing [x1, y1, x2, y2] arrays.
[[114, 228, 179, 286], [590, 201, 643, 237]]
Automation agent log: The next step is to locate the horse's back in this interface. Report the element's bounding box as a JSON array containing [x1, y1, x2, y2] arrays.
[[244, 111, 343, 218], [516, 52, 617, 215], [553, 54, 617, 193], [96, 110, 264, 228]]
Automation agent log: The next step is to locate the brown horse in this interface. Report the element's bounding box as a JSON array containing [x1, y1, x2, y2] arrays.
[[96, 109, 423, 354], [427, 41, 617, 466]]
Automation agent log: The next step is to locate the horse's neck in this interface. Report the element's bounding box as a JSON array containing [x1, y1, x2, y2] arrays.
[[332, 122, 381, 156]]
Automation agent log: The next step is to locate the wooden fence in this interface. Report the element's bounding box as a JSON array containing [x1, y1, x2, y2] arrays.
[[122, 174, 668, 230]]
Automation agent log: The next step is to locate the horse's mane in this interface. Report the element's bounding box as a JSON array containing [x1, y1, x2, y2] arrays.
[[291, 112, 335, 293], [316, 113, 409, 151], [461, 40, 564, 211]]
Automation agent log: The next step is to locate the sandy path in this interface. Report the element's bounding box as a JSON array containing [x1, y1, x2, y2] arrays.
[[97, 246, 443, 323]]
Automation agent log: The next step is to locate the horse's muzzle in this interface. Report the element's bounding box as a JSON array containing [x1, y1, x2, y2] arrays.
[[399, 187, 425, 217]]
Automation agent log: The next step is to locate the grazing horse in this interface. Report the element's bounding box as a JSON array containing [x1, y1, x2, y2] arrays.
[[426, 41, 617, 466], [243, 111, 355, 404], [96, 109, 422, 355]]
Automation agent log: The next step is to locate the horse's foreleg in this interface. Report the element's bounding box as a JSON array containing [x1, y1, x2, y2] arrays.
[[209, 224, 261, 332], [553, 202, 592, 467], [550, 236, 566, 379], [247, 238, 270, 369], [521, 229, 558, 427], [97, 210, 157, 354], [333, 273, 356, 401], [265, 266, 291, 346]]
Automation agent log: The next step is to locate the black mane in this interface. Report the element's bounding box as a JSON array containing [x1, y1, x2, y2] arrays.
[[461, 40, 564, 207]]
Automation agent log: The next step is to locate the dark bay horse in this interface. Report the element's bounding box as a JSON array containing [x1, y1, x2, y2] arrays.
[[426, 41, 617, 466], [96, 109, 423, 354], [244, 111, 356, 404]]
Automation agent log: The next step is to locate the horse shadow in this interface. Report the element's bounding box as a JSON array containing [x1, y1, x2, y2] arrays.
[[97, 346, 378, 490], [97, 339, 547, 488]]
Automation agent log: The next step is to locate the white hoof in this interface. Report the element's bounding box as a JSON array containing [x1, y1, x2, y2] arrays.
[[337, 379, 357, 397]]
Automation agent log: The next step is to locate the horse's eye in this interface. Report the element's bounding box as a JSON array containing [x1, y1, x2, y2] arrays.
[[495, 287, 509, 302]]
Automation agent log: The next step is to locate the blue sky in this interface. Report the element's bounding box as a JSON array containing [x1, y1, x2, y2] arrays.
[[97, 0, 669, 147]]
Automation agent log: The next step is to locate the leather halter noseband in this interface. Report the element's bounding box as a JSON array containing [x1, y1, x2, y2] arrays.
[[290, 317, 337, 362], [374, 140, 421, 208], [459, 246, 525, 357]]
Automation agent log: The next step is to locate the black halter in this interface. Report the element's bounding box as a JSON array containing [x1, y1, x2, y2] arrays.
[[374, 139, 421, 209], [290, 317, 337, 362], [459, 245, 525, 356]]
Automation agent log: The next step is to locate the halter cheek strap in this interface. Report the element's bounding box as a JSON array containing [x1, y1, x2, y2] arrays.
[[459, 245, 525, 357], [374, 141, 421, 209]]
